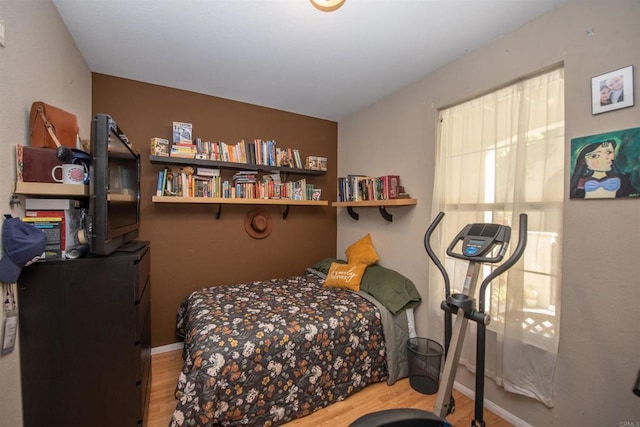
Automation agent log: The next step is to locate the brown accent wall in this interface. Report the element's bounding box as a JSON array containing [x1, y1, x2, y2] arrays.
[[92, 74, 337, 346]]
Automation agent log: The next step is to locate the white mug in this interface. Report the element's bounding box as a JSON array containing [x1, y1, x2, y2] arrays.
[[51, 163, 87, 185]]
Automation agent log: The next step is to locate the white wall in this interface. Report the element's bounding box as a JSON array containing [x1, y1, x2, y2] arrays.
[[338, 1, 640, 425], [0, 0, 91, 424]]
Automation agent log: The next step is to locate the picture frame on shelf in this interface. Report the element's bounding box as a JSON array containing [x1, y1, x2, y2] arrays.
[[150, 138, 169, 157], [172, 121, 193, 143], [591, 65, 634, 115]]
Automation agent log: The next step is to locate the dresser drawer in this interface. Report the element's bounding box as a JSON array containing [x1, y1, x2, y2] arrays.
[[136, 309, 151, 383], [135, 276, 150, 343]]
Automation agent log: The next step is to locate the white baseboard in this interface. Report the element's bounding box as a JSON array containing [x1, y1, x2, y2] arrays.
[[151, 342, 183, 355], [453, 381, 532, 427]]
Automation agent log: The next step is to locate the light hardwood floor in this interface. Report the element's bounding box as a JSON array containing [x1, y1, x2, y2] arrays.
[[147, 350, 512, 427]]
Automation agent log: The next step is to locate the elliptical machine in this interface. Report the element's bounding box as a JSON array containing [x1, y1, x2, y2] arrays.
[[351, 212, 527, 427]]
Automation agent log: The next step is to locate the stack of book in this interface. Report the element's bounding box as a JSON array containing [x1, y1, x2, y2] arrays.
[[169, 121, 196, 158], [232, 171, 258, 199], [22, 198, 86, 260], [170, 143, 197, 159]]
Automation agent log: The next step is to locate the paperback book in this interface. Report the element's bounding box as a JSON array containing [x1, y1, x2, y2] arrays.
[[21, 216, 63, 260], [151, 137, 170, 156], [172, 121, 193, 144]]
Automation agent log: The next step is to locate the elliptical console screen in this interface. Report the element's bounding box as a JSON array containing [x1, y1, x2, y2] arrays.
[[463, 238, 489, 256], [447, 223, 511, 262]]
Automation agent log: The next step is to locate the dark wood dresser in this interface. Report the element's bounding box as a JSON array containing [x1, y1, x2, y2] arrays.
[[18, 243, 151, 427]]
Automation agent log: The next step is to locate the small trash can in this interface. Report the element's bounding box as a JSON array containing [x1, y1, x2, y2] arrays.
[[407, 337, 443, 395]]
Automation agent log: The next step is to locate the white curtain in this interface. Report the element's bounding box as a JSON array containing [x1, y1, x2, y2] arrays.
[[427, 68, 564, 407]]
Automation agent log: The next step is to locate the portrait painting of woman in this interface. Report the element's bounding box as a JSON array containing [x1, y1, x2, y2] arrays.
[[570, 128, 640, 199]]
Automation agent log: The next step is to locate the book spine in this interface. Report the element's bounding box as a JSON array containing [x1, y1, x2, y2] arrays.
[[293, 149, 302, 169], [16, 144, 24, 182], [156, 170, 164, 196], [287, 148, 293, 167], [212, 142, 219, 161], [249, 141, 256, 165], [386, 175, 401, 199], [263, 140, 268, 165], [268, 140, 276, 166]]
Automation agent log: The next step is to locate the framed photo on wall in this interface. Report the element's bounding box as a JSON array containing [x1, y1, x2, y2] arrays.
[[591, 65, 634, 115]]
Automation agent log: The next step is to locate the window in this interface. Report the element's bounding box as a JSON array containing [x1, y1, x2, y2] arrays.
[[431, 67, 564, 406]]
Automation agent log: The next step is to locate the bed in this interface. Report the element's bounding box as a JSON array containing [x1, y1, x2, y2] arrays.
[[171, 258, 422, 426]]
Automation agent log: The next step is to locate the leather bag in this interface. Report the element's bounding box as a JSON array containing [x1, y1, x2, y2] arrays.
[[29, 101, 79, 149]]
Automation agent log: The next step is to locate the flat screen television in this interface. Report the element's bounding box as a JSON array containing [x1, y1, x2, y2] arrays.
[[89, 113, 141, 255]]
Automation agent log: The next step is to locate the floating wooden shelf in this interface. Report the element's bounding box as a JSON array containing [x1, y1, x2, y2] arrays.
[[150, 155, 326, 176], [152, 196, 327, 206], [14, 182, 89, 197], [331, 198, 417, 222], [152, 196, 328, 219], [108, 194, 137, 202]]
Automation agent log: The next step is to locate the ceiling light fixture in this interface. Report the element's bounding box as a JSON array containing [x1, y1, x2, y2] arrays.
[[310, 0, 346, 12]]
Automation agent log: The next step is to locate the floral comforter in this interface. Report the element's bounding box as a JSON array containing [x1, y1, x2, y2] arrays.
[[171, 271, 389, 426]]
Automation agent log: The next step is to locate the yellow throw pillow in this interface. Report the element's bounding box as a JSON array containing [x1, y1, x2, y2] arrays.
[[324, 262, 367, 291], [345, 233, 379, 266]]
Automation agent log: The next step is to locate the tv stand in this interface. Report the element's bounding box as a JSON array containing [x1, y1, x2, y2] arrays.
[[117, 239, 147, 252]]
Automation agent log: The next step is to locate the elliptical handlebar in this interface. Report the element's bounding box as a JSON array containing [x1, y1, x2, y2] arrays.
[[424, 211, 451, 298], [478, 213, 528, 313]]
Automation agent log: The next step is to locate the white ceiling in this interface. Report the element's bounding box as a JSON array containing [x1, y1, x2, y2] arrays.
[[52, 0, 565, 122]]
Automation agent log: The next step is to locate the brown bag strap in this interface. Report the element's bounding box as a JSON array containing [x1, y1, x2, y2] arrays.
[[34, 105, 62, 149]]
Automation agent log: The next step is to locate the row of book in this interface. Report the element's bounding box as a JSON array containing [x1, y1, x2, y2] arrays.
[[157, 121, 330, 169], [337, 174, 406, 202], [156, 167, 322, 201], [152, 135, 328, 171]]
